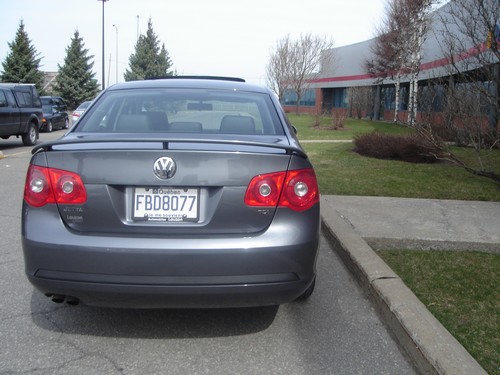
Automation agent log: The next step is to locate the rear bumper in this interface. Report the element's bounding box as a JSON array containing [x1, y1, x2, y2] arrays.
[[22, 204, 320, 308], [27, 274, 314, 308]]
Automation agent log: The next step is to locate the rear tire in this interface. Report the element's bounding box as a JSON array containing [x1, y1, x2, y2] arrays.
[[64, 118, 69, 129], [22, 122, 38, 146], [296, 277, 316, 301]]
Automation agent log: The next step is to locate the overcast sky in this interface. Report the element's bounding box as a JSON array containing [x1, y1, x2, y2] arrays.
[[0, 0, 388, 87]]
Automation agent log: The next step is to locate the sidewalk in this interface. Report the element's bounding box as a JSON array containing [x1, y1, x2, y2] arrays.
[[323, 195, 500, 253], [320, 195, 499, 375]]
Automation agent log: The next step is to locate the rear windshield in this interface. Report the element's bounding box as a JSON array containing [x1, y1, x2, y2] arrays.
[[74, 88, 284, 135], [42, 104, 54, 112], [77, 101, 91, 110], [13, 87, 40, 108]]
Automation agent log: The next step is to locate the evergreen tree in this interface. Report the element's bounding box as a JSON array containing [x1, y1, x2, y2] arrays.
[[1, 20, 45, 93], [124, 19, 174, 81], [53, 31, 99, 108]]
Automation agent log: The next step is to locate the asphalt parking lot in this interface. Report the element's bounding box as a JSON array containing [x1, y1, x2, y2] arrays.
[[0, 130, 417, 374]]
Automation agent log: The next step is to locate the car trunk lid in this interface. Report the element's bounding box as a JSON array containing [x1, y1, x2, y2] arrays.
[[38, 136, 299, 236]]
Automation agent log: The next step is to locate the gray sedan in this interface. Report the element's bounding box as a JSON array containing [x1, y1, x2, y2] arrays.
[[22, 77, 320, 308]]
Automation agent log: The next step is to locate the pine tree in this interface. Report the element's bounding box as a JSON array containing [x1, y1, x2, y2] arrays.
[[53, 31, 99, 108], [1, 20, 45, 93], [124, 19, 174, 81]]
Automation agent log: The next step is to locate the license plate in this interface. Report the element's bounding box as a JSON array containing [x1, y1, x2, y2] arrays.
[[133, 187, 199, 222]]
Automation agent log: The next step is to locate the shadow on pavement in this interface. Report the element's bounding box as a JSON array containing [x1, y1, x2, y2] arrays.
[[29, 292, 279, 339]]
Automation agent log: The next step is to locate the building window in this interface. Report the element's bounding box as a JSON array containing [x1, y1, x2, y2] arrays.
[[283, 89, 316, 107], [381, 86, 408, 110], [419, 85, 445, 112], [333, 88, 347, 108]]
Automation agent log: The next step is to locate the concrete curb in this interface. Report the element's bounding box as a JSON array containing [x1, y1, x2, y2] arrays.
[[321, 200, 487, 375], [365, 237, 500, 254]]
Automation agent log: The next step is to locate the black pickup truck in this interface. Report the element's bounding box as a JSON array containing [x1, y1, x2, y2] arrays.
[[0, 83, 43, 146]]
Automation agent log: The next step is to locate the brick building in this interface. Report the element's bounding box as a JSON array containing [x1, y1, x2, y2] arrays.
[[282, 0, 499, 129]]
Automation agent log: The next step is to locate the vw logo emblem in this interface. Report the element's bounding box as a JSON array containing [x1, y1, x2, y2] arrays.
[[153, 156, 176, 180]]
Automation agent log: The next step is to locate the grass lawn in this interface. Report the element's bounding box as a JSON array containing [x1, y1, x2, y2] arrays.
[[378, 250, 499, 375], [289, 114, 499, 372], [288, 114, 500, 201], [303, 142, 500, 201], [288, 114, 413, 139]]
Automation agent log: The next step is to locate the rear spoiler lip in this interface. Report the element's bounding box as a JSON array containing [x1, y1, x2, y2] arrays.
[[32, 135, 308, 158]]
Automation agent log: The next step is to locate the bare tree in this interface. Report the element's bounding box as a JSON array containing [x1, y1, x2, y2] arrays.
[[349, 86, 374, 119], [417, 0, 500, 184], [436, 0, 499, 131], [417, 84, 499, 182], [267, 34, 334, 114], [266, 35, 292, 102], [289, 34, 334, 115], [367, 0, 437, 124], [404, 0, 438, 125], [367, 1, 406, 123]]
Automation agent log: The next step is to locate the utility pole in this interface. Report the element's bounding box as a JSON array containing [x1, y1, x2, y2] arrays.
[[98, 0, 109, 90], [137, 15, 139, 42], [113, 24, 118, 84]]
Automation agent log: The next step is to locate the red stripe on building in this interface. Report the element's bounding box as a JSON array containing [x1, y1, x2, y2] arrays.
[[310, 43, 487, 84]]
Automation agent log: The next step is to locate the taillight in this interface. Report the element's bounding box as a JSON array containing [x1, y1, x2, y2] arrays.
[[244, 168, 319, 211], [244, 171, 285, 207], [279, 169, 319, 211], [24, 165, 87, 207]]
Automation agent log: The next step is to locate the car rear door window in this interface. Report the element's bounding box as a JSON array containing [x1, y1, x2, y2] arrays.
[[0, 91, 7, 107]]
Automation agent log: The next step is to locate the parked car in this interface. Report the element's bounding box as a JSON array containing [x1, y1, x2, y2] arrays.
[[22, 77, 320, 308], [71, 100, 92, 124], [0, 83, 42, 146], [40, 96, 69, 132]]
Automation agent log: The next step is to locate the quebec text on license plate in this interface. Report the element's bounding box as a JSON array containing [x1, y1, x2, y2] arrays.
[[133, 187, 199, 222]]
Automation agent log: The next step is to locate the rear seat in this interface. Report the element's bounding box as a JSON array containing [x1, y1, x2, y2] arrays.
[[168, 121, 203, 132], [115, 114, 150, 132], [147, 111, 169, 131], [219, 115, 256, 134], [116, 112, 168, 132]]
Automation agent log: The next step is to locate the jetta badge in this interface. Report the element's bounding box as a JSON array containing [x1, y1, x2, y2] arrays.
[[153, 156, 176, 180]]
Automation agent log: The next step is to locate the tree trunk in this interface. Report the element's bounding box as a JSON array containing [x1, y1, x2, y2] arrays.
[[408, 74, 418, 126], [374, 85, 381, 120], [393, 78, 401, 123], [488, 63, 499, 130]]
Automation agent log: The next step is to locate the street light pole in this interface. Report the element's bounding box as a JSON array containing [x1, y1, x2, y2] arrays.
[[98, 0, 109, 90], [113, 24, 118, 84], [136, 15, 139, 42]]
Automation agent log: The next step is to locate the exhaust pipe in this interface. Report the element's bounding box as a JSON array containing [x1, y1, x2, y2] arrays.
[[51, 294, 65, 303], [65, 297, 80, 306], [45, 293, 80, 305]]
